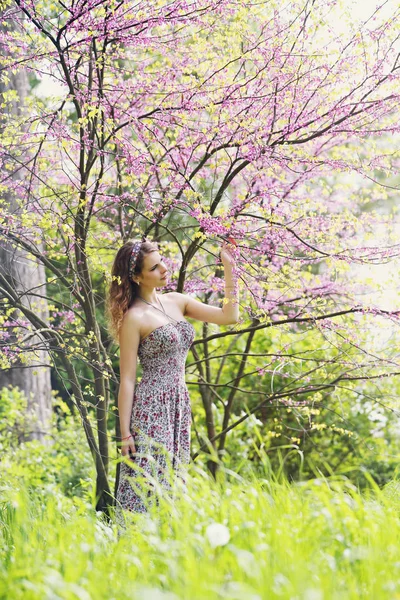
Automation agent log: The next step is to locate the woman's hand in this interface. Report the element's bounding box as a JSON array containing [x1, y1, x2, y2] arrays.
[[220, 238, 237, 268], [120, 434, 136, 461]]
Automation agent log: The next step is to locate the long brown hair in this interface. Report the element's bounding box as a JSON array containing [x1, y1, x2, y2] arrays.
[[106, 238, 159, 343]]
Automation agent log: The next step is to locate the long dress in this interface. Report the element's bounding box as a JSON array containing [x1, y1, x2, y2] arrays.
[[115, 317, 195, 524]]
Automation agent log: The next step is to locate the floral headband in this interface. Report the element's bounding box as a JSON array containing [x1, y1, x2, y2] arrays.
[[128, 241, 142, 282]]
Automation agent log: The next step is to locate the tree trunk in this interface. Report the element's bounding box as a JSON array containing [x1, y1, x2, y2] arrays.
[[0, 19, 52, 443]]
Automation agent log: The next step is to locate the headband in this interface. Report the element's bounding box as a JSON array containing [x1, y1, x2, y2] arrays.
[[128, 241, 142, 282]]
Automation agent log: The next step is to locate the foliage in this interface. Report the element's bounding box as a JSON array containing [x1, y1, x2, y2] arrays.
[[0, 386, 93, 497], [0, 386, 32, 451], [190, 311, 400, 487]]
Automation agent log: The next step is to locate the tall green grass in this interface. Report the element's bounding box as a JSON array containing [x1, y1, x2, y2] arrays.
[[1, 463, 400, 599]]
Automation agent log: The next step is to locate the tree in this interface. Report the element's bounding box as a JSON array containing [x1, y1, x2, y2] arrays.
[[0, 0, 399, 511], [0, 15, 52, 443]]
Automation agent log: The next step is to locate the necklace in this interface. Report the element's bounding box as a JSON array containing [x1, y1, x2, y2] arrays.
[[137, 294, 179, 323]]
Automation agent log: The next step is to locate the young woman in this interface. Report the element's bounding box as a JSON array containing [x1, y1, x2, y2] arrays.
[[107, 237, 238, 524]]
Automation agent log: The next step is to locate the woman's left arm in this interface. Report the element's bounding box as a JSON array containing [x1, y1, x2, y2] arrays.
[[178, 241, 239, 326]]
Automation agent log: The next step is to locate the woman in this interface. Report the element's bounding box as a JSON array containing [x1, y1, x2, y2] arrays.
[[107, 236, 238, 524]]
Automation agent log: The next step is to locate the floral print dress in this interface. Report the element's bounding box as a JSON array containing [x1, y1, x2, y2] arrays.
[[115, 318, 195, 524]]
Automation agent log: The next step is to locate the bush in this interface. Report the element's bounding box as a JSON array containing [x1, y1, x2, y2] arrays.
[[0, 386, 93, 499]]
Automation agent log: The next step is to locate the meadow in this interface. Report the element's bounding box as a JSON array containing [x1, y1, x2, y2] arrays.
[[2, 463, 400, 600]]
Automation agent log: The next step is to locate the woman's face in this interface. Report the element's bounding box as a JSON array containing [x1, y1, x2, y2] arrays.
[[134, 251, 168, 289]]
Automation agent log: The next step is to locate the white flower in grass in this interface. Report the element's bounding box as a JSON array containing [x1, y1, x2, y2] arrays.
[[304, 589, 323, 600], [205, 522, 230, 548], [137, 587, 178, 600]]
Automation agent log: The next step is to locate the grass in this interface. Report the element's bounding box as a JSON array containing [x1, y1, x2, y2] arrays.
[[1, 464, 400, 599]]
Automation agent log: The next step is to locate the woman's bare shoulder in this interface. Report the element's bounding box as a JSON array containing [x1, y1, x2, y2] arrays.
[[165, 291, 186, 312], [122, 304, 145, 326]]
